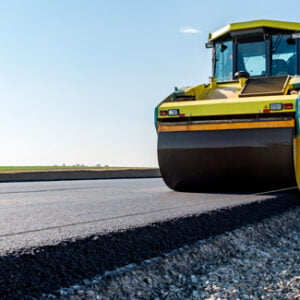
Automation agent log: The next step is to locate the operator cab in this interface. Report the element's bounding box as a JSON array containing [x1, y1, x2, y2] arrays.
[[208, 25, 300, 82]]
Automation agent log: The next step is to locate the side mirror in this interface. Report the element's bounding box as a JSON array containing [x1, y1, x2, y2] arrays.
[[220, 43, 228, 52], [205, 41, 213, 49], [287, 38, 296, 45]]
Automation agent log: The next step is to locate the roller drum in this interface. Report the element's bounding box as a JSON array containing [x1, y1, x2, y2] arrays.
[[158, 127, 297, 192]]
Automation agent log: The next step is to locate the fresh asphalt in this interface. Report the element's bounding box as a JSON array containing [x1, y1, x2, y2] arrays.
[[0, 177, 288, 253], [0, 178, 298, 298]]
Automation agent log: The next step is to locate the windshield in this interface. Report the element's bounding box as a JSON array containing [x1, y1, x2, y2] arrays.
[[237, 41, 266, 77], [215, 41, 233, 82]]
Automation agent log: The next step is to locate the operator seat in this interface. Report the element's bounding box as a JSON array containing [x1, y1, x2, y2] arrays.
[[287, 54, 297, 75], [272, 59, 289, 76]]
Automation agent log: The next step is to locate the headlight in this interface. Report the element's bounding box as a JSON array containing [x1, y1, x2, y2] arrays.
[[270, 103, 283, 111], [168, 109, 179, 116]]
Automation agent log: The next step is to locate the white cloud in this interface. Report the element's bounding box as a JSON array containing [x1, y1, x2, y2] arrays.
[[180, 26, 200, 34]]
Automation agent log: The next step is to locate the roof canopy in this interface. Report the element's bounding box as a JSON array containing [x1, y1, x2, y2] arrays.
[[208, 20, 300, 41]]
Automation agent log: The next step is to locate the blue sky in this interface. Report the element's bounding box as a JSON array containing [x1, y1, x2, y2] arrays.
[[0, 0, 299, 167]]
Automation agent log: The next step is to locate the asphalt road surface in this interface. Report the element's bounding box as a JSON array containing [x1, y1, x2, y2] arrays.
[[0, 178, 289, 253]]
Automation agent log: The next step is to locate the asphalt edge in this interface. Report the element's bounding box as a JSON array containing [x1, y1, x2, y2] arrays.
[[0, 169, 161, 183], [1, 192, 299, 299]]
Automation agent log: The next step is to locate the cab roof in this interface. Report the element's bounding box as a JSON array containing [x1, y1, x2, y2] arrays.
[[208, 19, 300, 41]]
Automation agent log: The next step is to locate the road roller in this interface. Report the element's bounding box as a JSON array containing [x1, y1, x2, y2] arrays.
[[155, 20, 300, 192]]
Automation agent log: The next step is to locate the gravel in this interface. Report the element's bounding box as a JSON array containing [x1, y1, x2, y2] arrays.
[[46, 206, 300, 300]]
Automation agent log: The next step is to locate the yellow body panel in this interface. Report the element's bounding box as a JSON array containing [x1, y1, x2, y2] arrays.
[[209, 19, 300, 41], [179, 76, 300, 101], [288, 76, 300, 90], [158, 119, 294, 132], [184, 82, 241, 100], [159, 95, 296, 118], [294, 135, 300, 189]]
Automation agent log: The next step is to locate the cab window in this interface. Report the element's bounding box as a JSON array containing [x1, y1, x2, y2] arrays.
[[237, 41, 266, 77], [272, 35, 297, 76], [215, 40, 233, 82]]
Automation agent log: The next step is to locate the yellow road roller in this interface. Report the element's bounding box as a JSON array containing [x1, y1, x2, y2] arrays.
[[155, 20, 300, 192]]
